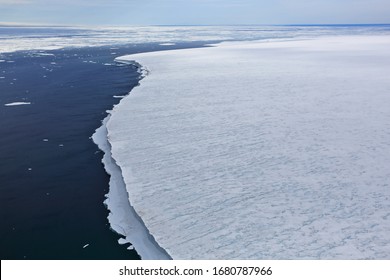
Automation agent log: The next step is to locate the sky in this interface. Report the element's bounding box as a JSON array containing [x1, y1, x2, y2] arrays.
[[0, 0, 389, 26]]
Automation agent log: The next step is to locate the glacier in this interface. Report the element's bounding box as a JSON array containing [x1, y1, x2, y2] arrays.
[[100, 35, 390, 259]]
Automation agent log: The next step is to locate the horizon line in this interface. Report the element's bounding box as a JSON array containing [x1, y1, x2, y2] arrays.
[[1, 22, 390, 28]]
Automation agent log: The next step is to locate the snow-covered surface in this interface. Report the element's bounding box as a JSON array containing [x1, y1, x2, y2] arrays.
[[105, 36, 390, 259], [4, 102, 31, 106], [92, 116, 171, 259], [1, 25, 390, 54]]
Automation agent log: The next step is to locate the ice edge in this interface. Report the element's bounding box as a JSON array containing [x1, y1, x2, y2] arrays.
[[92, 63, 171, 260]]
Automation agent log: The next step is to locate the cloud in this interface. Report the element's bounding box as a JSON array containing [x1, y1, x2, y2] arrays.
[[0, 0, 389, 25], [0, 0, 31, 4]]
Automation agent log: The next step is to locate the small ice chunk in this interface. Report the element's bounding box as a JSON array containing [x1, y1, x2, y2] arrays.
[[128, 245, 134, 250], [59, 144, 64, 147], [4, 102, 31, 106], [28, 168, 32, 171], [83, 244, 89, 249], [118, 238, 128, 245], [43, 139, 49, 142], [0, 77, 5, 79], [113, 95, 126, 99], [0, 60, 5, 62], [36, 53, 54, 57], [159, 43, 176, 46]]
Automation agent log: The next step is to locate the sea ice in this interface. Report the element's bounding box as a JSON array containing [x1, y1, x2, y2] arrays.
[[35, 53, 54, 57], [106, 36, 390, 259], [4, 102, 31, 106], [92, 117, 171, 260], [159, 43, 176, 46], [2, 25, 390, 54]]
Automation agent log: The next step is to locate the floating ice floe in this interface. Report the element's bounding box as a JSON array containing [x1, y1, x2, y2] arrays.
[[36, 53, 55, 56], [4, 102, 31, 106], [83, 244, 89, 249], [159, 43, 176, 46]]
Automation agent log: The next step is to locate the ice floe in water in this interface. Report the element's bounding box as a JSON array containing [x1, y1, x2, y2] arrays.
[[34, 52, 55, 57], [159, 43, 176, 46], [105, 36, 390, 259], [4, 102, 31, 106]]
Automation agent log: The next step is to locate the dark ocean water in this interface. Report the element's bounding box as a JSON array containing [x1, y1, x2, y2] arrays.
[[0, 42, 207, 259]]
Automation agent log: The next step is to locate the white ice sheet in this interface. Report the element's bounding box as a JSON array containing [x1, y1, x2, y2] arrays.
[[106, 36, 390, 259]]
